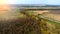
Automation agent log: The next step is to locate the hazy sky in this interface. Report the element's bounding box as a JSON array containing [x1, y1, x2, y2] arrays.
[[0, 0, 60, 5]]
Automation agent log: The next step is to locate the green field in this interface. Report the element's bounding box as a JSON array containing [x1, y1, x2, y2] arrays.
[[22, 11, 60, 34]]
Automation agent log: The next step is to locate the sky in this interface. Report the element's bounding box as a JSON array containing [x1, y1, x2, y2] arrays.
[[0, 0, 60, 5]]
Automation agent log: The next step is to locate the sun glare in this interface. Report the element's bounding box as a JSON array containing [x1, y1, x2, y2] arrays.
[[0, 0, 8, 5], [0, 0, 11, 10]]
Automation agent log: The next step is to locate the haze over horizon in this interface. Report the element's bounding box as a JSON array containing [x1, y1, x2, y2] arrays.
[[0, 0, 60, 5]]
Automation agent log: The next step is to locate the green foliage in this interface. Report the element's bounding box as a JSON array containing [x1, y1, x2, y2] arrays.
[[20, 11, 60, 34]]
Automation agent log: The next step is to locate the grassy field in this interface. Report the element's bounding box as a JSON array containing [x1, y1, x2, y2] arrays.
[[0, 9, 60, 34], [40, 13, 60, 34]]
